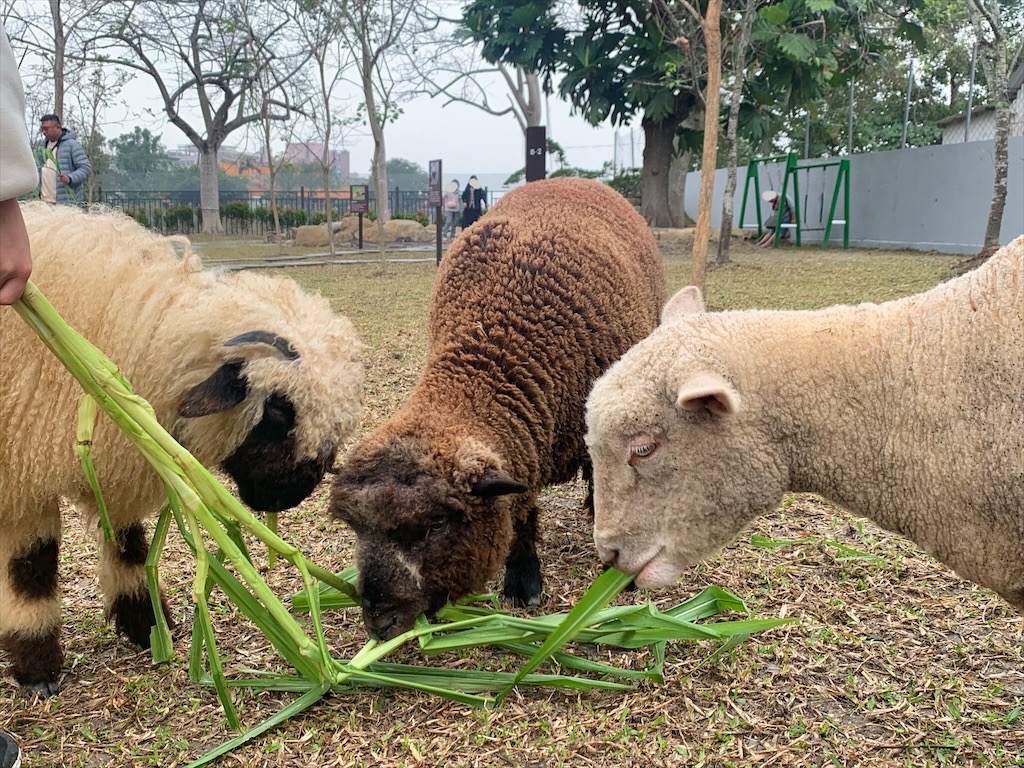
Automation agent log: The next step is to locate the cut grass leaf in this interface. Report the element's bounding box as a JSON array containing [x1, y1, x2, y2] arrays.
[[500, 567, 636, 698], [751, 534, 885, 562]]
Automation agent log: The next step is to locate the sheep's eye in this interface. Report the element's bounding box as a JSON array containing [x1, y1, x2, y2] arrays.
[[428, 517, 449, 534], [626, 436, 659, 466]]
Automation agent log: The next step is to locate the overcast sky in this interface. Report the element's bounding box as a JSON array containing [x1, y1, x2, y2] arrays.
[[106, 72, 645, 184], [7, 9, 647, 185], [339, 92, 645, 180]]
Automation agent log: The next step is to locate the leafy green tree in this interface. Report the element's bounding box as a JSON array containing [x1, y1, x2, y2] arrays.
[[110, 128, 172, 174], [80, 129, 111, 202], [91, 0, 309, 233], [463, 0, 890, 227], [385, 157, 428, 190]]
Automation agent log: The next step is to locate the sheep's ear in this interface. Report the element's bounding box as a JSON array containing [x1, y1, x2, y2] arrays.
[[661, 286, 704, 324], [177, 361, 249, 417], [675, 372, 740, 416], [470, 470, 529, 498]]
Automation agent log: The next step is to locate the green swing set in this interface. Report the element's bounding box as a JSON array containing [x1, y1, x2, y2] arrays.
[[739, 151, 851, 249]]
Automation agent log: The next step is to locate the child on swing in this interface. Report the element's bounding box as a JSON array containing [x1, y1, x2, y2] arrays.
[[757, 190, 793, 247]]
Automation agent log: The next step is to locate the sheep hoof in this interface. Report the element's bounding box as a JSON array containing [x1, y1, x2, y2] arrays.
[[110, 591, 175, 649], [24, 678, 60, 699], [503, 553, 543, 608]]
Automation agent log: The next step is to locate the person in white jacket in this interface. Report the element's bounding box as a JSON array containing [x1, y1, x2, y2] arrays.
[[1, 31, 37, 765], [0, 23, 39, 306], [0, 30, 30, 768]]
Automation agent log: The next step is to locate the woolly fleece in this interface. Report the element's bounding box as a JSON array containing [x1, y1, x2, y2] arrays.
[[1, 203, 363, 688], [331, 177, 666, 638], [586, 236, 1024, 611]]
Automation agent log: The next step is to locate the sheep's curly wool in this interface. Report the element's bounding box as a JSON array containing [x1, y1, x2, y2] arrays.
[[586, 235, 1024, 613], [0, 203, 363, 694], [331, 177, 666, 640]]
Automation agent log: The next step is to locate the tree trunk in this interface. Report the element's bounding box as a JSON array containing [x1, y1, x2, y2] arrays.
[[981, 33, 1008, 254], [262, 117, 282, 247], [717, 0, 757, 266], [323, 162, 336, 259], [690, 0, 722, 290], [984, 101, 1009, 255], [640, 114, 684, 227], [667, 145, 691, 228], [199, 148, 224, 234], [523, 68, 542, 127], [49, 0, 65, 119], [968, 0, 1009, 257], [371, 144, 388, 263]]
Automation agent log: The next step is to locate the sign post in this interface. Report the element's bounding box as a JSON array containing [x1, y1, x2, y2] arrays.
[[526, 126, 546, 182], [428, 159, 443, 264], [350, 184, 368, 249]]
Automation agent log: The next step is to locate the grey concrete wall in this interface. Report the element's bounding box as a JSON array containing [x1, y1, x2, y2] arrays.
[[684, 136, 1023, 254]]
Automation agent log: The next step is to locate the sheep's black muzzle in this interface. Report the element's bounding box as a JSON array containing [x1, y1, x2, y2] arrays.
[[357, 562, 447, 641], [225, 436, 336, 512], [359, 580, 426, 641], [229, 450, 333, 512]]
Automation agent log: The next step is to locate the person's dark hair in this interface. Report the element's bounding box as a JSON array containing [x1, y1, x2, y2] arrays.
[[40, 113, 61, 124]]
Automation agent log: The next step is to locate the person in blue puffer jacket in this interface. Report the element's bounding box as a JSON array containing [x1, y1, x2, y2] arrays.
[[36, 113, 91, 205]]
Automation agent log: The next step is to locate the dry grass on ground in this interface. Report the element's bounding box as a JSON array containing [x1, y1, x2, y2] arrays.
[[2, 234, 1021, 768]]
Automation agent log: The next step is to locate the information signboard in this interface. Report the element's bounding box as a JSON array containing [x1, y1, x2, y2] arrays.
[[526, 126, 546, 182], [428, 159, 442, 207], [350, 184, 368, 214]]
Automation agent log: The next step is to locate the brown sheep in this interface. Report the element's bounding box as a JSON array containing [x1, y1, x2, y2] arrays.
[[330, 177, 666, 640]]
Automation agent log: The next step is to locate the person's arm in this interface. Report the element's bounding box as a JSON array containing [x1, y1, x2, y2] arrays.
[[65, 138, 91, 184], [0, 198, 31, 304], [1, 24, 38, 304]]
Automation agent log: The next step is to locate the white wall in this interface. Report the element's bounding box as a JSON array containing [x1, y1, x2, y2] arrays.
[[684, 137, 1024, 254]]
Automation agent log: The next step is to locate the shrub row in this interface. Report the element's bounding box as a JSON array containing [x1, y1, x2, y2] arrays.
[[122, 204, 333, 232]]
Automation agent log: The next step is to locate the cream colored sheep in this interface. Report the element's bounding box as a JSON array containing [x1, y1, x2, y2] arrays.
[[585, 236, 1023, 612], [0, 203, 363, 695]]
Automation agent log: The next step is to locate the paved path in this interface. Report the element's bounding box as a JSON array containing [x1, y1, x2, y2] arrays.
[[199, 245, 443, 271]]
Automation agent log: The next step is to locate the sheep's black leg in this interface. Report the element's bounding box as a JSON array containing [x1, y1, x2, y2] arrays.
[[503, 504, 543, 607], [0, 533, 65, 697], [100, 521, 173, 649], [581, 459, 595, 518]]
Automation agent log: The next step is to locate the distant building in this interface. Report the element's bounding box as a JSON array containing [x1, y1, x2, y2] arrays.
[[168, 144, 199, 166], [168, 144, 243, 166], [938, 61, 1024, 144], [283, 142, 351, 179]]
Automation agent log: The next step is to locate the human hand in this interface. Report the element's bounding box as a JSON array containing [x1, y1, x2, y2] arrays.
[[0, 198, 33, 304], [59, 173, 70, 184]]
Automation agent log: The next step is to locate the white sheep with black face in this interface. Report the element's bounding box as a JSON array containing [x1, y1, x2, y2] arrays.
[[0, 203, 364, 696], [585, 236, 1024, 613]]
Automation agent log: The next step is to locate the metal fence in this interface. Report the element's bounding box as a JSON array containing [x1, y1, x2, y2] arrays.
[[100, 187, 447, 235]]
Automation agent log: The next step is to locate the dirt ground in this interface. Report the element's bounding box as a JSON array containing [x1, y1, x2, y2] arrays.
[[2, 235, 1021, 768]]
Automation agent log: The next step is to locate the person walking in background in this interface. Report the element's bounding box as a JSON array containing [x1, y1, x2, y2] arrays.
[[1, 21, 39, 308], [460, 175, 486, 230], [442, 179, 461, 239], [37, 113, 90, 206]]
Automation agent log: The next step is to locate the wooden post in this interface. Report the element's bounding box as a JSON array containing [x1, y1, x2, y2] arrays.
[[690, 0, 721, 292]]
